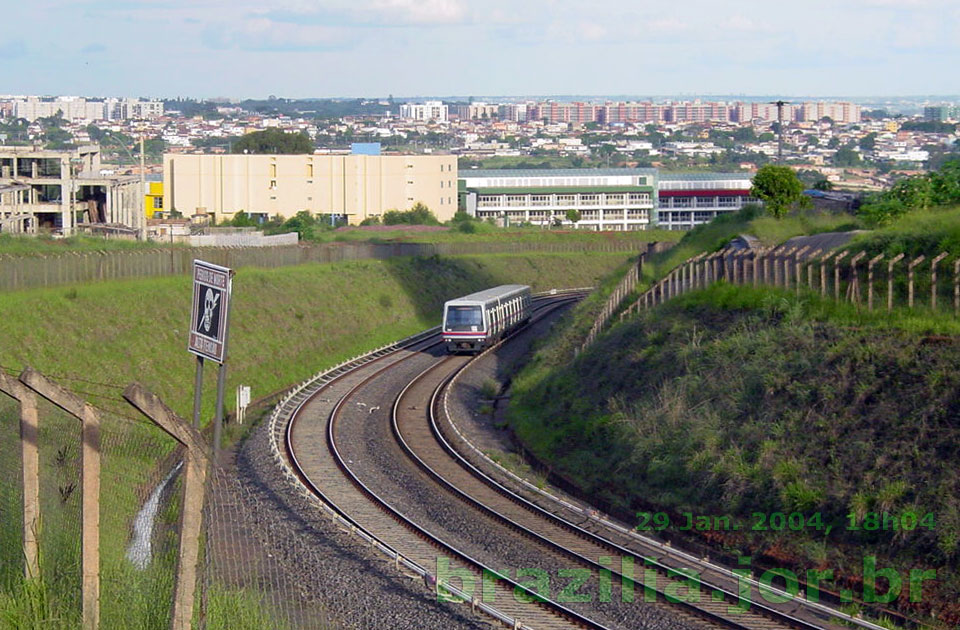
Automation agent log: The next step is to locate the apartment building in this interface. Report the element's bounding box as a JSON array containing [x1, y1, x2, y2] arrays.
[[10, 96, 165, 122], [163, 153, 459, 224], [399, 101, 449, 123]]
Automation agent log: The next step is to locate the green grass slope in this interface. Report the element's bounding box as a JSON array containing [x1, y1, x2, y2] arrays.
[[0, 252, 631, 421], [509, 284, 960, 624], [0, 251, 634, 628]]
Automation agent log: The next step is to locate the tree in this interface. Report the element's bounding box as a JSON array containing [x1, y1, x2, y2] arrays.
[[232, 128, 313, 154], [813, 179, 834, 192], [859, 132, 877, 152], [750, 165, 805, 219], [383, 202, 439, 225], [279, 210, 317, 239], [565, 209, 582, 225], [229, 211, 258, 227], [833, 147, 861, 167], [857, 196, 908, 227]]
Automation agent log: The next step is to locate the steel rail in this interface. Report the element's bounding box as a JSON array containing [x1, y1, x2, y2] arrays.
[[392, 304, 793, 630], [434, 328, 891, 630], [282, 293, 600, 630]]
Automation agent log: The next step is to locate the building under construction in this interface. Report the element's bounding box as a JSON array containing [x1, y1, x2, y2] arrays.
[[0, 145, 141, 237]]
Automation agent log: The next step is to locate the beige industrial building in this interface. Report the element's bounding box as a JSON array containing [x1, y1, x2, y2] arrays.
[[163, 154, 459, 224]]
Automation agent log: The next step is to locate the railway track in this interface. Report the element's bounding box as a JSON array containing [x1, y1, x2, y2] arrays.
[[274, 291, 878, 630]]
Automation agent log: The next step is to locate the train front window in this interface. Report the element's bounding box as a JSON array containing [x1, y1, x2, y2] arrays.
[[446, 306, 483, 331]]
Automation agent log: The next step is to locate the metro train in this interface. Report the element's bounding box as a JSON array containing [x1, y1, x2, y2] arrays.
[[442, 284, 532, 354]]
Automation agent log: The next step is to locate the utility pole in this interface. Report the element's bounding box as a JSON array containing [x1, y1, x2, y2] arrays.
[[139, 132, 147, 241]]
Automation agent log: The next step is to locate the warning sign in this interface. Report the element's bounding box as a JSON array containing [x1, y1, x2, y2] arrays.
[[188, 260, 232, 363]]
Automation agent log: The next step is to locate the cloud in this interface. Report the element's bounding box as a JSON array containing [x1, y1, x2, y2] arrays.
[[259, 0, 469, 28], [719, 16, 774, 34], [0, 40, 26, 59], [369, 0, 467, 25], [203, 17, 352, 52]]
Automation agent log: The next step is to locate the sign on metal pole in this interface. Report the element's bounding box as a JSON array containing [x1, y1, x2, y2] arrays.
[[188, 260, 232, 364]]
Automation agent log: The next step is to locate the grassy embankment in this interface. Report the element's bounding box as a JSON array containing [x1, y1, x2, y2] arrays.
[[0, 233, 183, 255], [306, 224, 683, 245], [0, 250, 634, 629], [0, 225, 682, 253], [508, 209, 960, 625]]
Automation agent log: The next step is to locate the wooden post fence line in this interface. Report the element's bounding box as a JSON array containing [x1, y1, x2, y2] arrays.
[[19, 367, 101, 630], [618, 247, 959, 328]]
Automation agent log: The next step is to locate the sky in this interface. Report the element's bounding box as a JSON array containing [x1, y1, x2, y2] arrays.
[[1, 0, 959, 100]]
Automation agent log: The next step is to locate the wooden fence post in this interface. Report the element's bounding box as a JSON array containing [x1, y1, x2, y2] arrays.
[[806, 249, 821, 290], [753, 249, 762, 287], [123, 384, 210, 630], [908, 255, 926, 309], [888, 253, 905, 311], [833, 251, 850, 302], [867, 254, 884, 311], [793, 247, 809, 294], [848, 252, 867, 305], [19, 368, 100, 630], [931, 252, 948, 310], [820, 252, 835, 298], [0, 372, 41, 581], [954, 259, 960, 316]]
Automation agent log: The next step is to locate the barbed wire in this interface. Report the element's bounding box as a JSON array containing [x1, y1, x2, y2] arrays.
[[0, 364, 127, 390]]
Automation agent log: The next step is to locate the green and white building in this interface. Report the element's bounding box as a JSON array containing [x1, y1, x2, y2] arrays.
[[459, 168, 657, 231], [459, 168, 756, 231]]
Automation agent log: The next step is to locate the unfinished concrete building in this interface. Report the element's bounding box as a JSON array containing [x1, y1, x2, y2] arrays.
[[0, 145, 141, 237]]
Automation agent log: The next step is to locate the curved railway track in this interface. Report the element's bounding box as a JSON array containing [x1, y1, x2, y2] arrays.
[[275, 292, 878, 630]]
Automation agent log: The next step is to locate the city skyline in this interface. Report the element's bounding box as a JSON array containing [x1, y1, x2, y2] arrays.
[[2, 0, 960, 99]]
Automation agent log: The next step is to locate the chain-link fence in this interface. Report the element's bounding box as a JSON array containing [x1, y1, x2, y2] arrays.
[[0, 239, 650, 291], [0, 366, 350, 629]]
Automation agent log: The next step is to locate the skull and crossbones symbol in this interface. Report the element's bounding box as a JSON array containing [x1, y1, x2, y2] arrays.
[[201, 288, 220, 333]]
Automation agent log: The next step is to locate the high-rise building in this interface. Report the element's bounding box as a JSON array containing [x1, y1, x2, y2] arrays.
[[399, 101, 449, 122], [11, 96, 164, 122]]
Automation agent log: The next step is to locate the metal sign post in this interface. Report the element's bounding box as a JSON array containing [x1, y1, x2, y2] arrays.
[[188, 260, 234, 458]]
